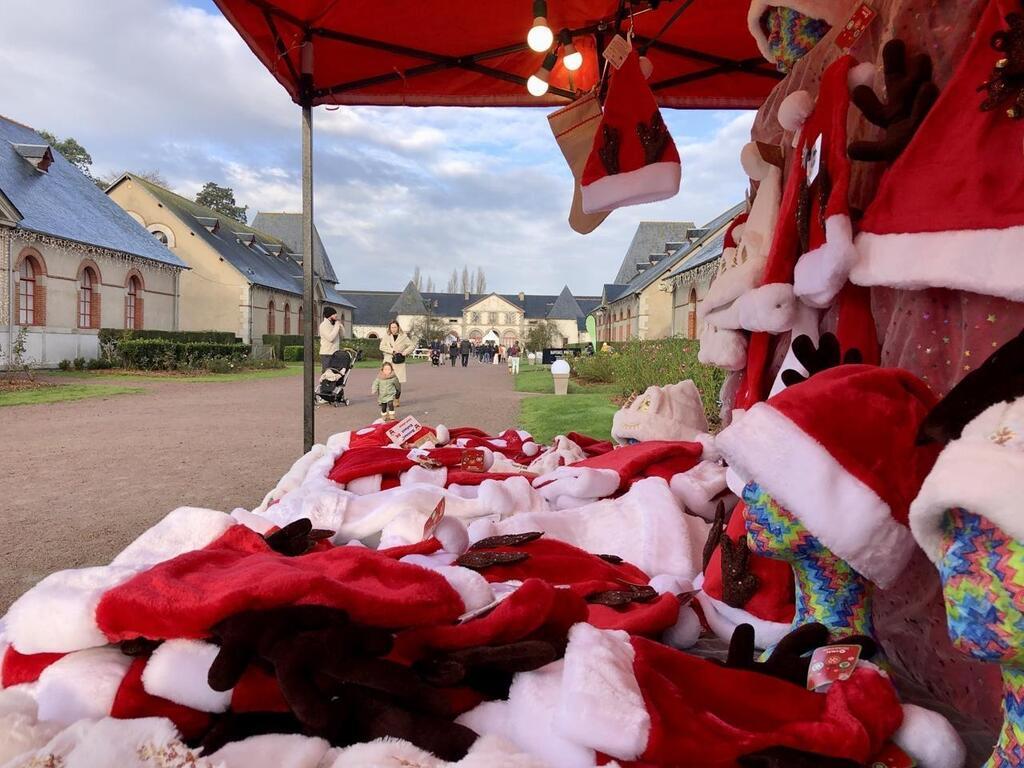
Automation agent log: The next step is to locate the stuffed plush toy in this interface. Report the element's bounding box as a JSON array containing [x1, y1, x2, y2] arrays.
[[610, 380, 710, 446]]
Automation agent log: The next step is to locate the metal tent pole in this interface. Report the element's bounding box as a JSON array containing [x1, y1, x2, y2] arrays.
[[301, 102, 315, 453]]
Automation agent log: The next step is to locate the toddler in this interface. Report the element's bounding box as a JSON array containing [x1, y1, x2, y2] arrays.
[[371, 362, 401, 421]]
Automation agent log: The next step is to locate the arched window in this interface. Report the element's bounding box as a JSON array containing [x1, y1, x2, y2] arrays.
[[152, 230, 168, 244], [687, 288, 698, 339], [502, 330, 517, 348], [267, 299, 276, 334], [17, 257, 35, 325], [367, 332, 379, 339], [298, 305, 303, 330], [79, 266, 99, 328], [126, 275, 143, 330], [283, 303, 291, 335]]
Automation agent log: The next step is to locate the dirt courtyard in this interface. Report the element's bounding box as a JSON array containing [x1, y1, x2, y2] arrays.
[[1, 360, 524, 612]]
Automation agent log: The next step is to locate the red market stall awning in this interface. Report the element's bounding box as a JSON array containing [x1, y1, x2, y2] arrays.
[[213, 0, 782, 109]]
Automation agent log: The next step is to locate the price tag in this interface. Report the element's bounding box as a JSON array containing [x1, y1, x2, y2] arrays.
[[804, 134, 822, 185], [460, 449, 487, 472], [602, 34, 632, 70], [806, 644, 861, 692], [835, 3, 877, 50], [386, 415, 423, 446], [422, 498, 446, 541], [869, 743, 917, 768]]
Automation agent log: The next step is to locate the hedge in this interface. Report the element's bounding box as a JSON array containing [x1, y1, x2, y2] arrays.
[[116, 339, 251, 370], [265, 336, 382, 361], [99, 328, 240, 345], [283, 345, 303, 362]]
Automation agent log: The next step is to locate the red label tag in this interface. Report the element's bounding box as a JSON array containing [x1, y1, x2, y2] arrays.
[[460, 449, 486, 473], [835, 3, 877, 50], [422, 498, 446, 541], [602, 34, 632, 70], [869, 743, 917, 768], [806, 644, 862, 692]]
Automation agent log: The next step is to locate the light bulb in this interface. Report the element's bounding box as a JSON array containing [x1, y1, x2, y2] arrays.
[[527, 74, 550, 96], [563, 46, 583, 71], [528, 20, 554, 52]]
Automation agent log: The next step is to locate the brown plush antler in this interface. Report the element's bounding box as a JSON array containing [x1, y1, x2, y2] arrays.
[[849, 39, 939, 162], [702, 501, 727, 573], [720, 533, 760, 608]]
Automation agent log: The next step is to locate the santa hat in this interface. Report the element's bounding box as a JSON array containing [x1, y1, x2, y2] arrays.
[[610, 381, 710, 446], [747, 1, 849, 67], [580, 50, 680, 214], [850, 0, 1024, 302], [717, 365, 940, 588]]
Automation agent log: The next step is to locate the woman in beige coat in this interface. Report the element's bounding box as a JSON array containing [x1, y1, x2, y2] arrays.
[[379, 320, 416, 388]]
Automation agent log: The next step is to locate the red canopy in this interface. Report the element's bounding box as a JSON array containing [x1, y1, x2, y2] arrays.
[[213, 0, 781, 109]]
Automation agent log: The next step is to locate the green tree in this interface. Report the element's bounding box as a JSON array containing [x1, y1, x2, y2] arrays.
[[195, 182, 248, 223], [525, 320, 558, 354], [39, 130, 94, 176], [408, 303, 447, 344]]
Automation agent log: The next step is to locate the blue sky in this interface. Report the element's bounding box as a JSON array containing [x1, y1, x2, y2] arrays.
[[0, 0, 754, 295]]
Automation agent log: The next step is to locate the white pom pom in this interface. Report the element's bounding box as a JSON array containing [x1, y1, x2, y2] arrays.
[[777, 90, 814, 133], [639, 55, 654, 79], [522, 441, 540, 457], [434, 517, 470, 555], [892, 704, 966, 768], [848, 62, 876, 91], [740, 142, 770, 182], [661, 605, 702, 649], [434, 424, 450, 445]]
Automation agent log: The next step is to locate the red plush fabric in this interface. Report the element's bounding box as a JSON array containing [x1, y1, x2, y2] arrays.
[[392, 579, 587, 661], [378, 537, 444, 559], [111, 657, 212, 740], [328, 446, 469, 485], [230, 664, 290, 713], [767, 365, 939, 527], [836, 283, 881, 366], [97, 527, 465, 641], [467, 538, 653, 586], [445, 470, 536, 487], [565, 432, 615, 458], [559, 441, 703, 492], [346, 422, 443, 449], [629, 638, 903, 766], [701, 502, 796, 625], [584, 592, 680, 637], [1, 647, 66, 687]]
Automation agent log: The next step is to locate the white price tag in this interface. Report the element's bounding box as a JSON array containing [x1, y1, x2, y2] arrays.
[[804, 134, 822, 185], [386, 415, 423, 446], [602, 34, 632, 70]]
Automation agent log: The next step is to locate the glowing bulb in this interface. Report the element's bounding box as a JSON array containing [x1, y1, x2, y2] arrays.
[[528, 20, 554, 52], [563, 45, 583, 71], [527, 74, 550, 96]]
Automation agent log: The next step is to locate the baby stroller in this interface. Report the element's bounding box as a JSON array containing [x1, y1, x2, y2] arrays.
[[430, 347, 441, 366], [316, 347, 360, 406]]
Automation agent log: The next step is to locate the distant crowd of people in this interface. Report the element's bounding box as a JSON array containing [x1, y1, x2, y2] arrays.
[[429, 337, 522, 373]]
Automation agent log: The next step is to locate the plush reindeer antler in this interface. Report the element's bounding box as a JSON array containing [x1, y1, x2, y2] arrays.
[[848, 39, 939, 162], [917, 328, 1024, 445], [739, 746, 864, 767], [720, 533, 760, 608], [781, 333, 863, 388], [702, 501, 727, 573], [264, 518, 334, 557]]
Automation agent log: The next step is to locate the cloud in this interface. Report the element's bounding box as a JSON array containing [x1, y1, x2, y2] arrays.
[[0, 0, 755, 296]]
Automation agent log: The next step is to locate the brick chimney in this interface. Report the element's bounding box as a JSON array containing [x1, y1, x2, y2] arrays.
[[518, 290, 525, 301]]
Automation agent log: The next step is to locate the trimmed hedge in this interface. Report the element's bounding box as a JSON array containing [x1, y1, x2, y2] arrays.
[[116, 339, 250, 370], [283, 345, 303, 362], [265, 336, 383, 361], [100, 328, 240, 345]]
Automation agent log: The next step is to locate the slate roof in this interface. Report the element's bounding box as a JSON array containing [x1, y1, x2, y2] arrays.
[[0, 116, 185, 268], [123, 175, 317, 295], [251, 212, 339, 284], [547, 285, 584, 320], [390, 282, 429, 315], [323, 284, 355, 310], [613, 221, 694, 284], [666, 202, 746, 278]]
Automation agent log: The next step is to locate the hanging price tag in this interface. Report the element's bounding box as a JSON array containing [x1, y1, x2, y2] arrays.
[[835, 3, 878, 50], [869, 743, 917, 768], [804, 134, 822, 185], [602, 34, 632, 70], [422, 498, 446, 541], [386, 415, 423, 446], [806, 644, 861, 692]]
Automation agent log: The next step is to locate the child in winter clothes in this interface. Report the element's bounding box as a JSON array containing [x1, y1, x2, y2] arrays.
[[371, 362, 401, 420]]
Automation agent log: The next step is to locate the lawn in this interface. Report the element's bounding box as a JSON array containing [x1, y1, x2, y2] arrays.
[[514, 364, 618, 395], [0, 383, 143, 407], [47, 363, 304, 384], [518, 392, 618, 444]]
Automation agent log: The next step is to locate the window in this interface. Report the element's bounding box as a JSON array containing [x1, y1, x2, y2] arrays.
[[152, 230, 168, 244], [502, 331, 517, 348], [284, 303, 291, 335], [298, 305, 303, 330], [126, 275, 143, 330], [687, 288, 698, 340], [79, 266, 98, 328], [17, 258, 35, 325], [267, 300, 276, 335]]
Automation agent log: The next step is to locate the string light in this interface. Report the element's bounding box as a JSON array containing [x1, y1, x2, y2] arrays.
[[559, 28, 582, 71], [527, 0, 554, 52], [527, 50, 558, 96]]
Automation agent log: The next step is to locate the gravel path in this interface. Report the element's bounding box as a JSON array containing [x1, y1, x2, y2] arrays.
[[1, 359, 524, 611]]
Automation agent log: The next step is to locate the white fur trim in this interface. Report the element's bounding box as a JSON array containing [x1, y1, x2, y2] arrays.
[[793, 214, 856, 308], [693, 573, 793, 649], [210, 733, 330, 768], [434, 424, 450, 445], [669, 461, 731, 521], [0, 688, 62, 763], [581, 161, 681, 214], [435, 566, 495, 614], [661, 604, 702, 649], [35, 647, 132, 724], [910, 400, 1024, 563], [698, 324, 748, 371], [701, 257, 766, 319], [555, 624, 650, 760], [231, 507, 278, 535], [777, 90, 814, 133], [347, 474, 384, 495], [747, 1, 847, 62], [717, 403, 917, 588], [704, 282, 797, 333], [852, 225, 1024, 302], [892, 704, 966, 768], [533, 467, 620, 507], [142, 639, 232, 713], [5, 565, 139, 654], [111, 507, 235, 568]]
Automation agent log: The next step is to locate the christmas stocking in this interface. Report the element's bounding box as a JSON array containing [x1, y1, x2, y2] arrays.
[[547, 91, 610, 234]]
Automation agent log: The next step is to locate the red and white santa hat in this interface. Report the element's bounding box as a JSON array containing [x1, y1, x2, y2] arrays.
[[850, 0, 1024, 302], [581, 50, 680, 214], [716, 365, 941, 588]]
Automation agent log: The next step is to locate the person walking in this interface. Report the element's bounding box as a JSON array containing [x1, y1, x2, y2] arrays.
[[318, 307, 342, 370], [371, 362, 400, 421], [449, 340, 459, 367], [460, 337, 471, 367], [508, 341, 521, 375], [379, 320, 415, 404]]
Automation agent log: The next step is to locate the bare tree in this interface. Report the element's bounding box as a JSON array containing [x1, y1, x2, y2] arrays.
[[412, 266, 423, 291], [425, 276, 435, 293], [460, 266, 471, 294], [446, 269, 459, 293], [474, 267, 487, 294]]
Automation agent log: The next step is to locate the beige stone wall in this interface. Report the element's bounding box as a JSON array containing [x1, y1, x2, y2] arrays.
[[600, 295, 639, 342], [671, 276, 714, 339], [461, 295, 525, 343], [637, 284, 676, 340]]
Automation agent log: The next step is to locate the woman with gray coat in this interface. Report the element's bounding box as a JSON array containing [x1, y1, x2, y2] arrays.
[[379, 320, 416, 389]]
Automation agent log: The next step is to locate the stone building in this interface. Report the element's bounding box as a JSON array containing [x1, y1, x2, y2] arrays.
[[0, 116, 186, 365]]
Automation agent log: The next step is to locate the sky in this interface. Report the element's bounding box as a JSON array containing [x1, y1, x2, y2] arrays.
[[0, 0, 754, 296]]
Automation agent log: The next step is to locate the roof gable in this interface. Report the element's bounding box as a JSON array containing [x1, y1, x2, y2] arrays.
[[547, 285, 584, 320], [390, 281, 429, 315], [251, 211, 339, 284], [461, 292, 523, 314]]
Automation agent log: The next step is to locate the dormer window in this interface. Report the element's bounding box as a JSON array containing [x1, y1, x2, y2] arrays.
[[12, 143, 54, 173], [235, 232, 256, 247], [196, 217, 220, 234]]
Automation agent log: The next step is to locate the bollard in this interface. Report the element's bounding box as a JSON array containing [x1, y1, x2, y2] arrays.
[[551, 359, 570, 396]]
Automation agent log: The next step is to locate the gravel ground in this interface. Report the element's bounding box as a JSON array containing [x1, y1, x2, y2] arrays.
[[0, 358, 523, 612]]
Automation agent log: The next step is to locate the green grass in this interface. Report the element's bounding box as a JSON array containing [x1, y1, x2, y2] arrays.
[[515, 365, 618, 395], [47, 364, 303, 384], [0, 384, 143, 407], [518, 392, 617, 444]]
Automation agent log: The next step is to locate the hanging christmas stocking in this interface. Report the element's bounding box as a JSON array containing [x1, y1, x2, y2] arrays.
[[548, 91, 610, 234]]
